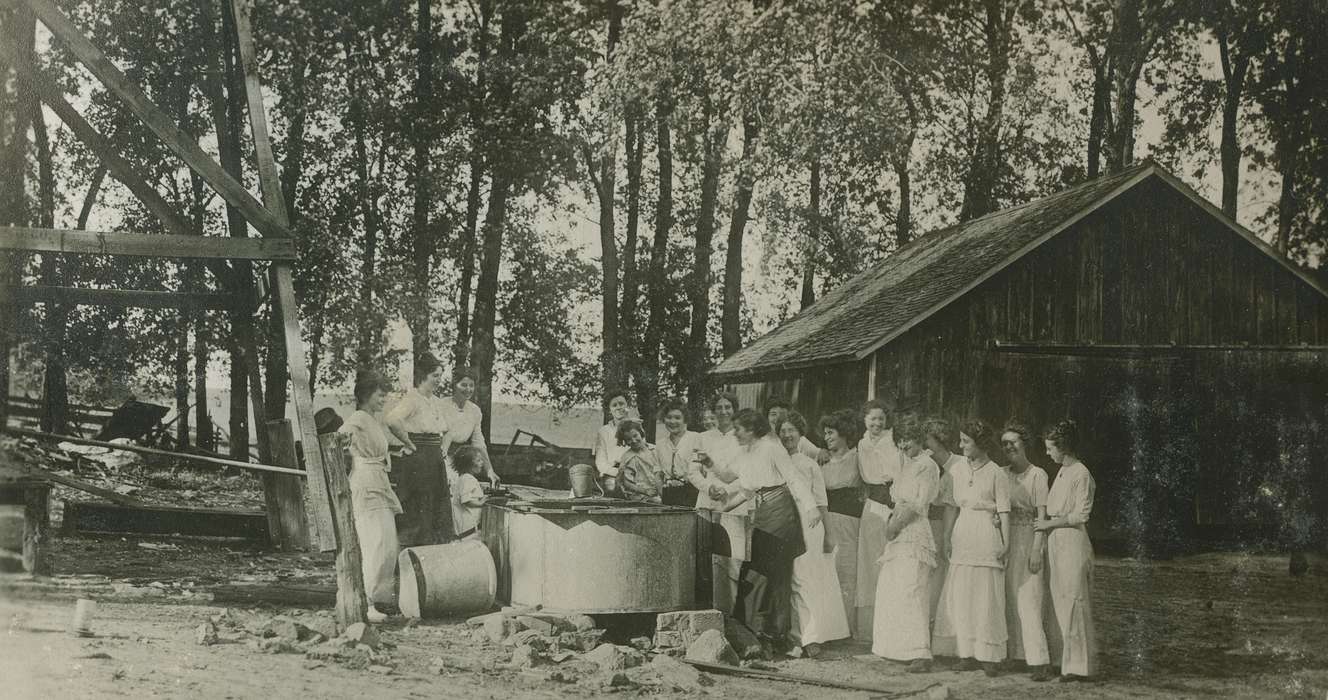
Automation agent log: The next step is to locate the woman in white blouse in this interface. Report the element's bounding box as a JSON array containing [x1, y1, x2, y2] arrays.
[[441, 366, 499, 485], [932, 419, 1011, 676], [689, 393, 740, 510], [592, 389, 633, 486], [923, 416, 964, 623], [339, 370, 401, 622], [385, 352, 452, 545], [718, 409, 821, 653], [1034, 419, 1098, 682], [819, 408, 865, 637], [1001, 421, 1054, 681], [654, 399, 701, 506], [856, 398, 903, 642]]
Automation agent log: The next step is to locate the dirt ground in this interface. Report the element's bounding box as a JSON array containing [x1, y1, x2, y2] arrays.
[[2, 535, 1326, 699]]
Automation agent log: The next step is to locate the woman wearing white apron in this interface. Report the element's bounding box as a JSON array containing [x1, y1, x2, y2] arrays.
[[689, 393, 742, 612], [871, 413, 940, 671], [340, 371, 402, 623], [922, 417, 962, 623], [1000, 421, 1054, 681], [1034, 419, 1099, 682], [856, 399, 902, 641], [932, 419, 1011, 676], [818, 409, 864, 637], [779, 411, 849, 657]]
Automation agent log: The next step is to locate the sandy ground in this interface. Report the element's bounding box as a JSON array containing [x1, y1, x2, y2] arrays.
[[2, 537, 1326, 699]]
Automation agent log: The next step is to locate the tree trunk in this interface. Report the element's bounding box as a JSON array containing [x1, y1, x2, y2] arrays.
[[32, 87, 68, 436], [469, 175, 511, 438], [686, 99, 725, 417], [891, 75, 917, 249], [0, 9, 31, 431], [349, 34, 380, 369], [454, 0, 492, 371], [619, 107, 645, 375], [960, 0, 1014, 221], [637, 85, 672, 441], [595, 2, 626, 402], [407, 0, 436, 374], [1087, 62, 1110, 178], [721, 113, 758, 357], [801, 159, 820, 310], [1215, 26, 1248, 218], [1274, 37, 1302, 254]]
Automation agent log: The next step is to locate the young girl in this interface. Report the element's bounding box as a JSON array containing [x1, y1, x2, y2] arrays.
[[450, 445, 487, 540], [339, 370, 401, 623], [616, 419, 665, 503]]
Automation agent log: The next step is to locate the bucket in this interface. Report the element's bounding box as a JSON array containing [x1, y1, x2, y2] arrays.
[[569, 464, 603, 498], [397, 539, 497, 618]]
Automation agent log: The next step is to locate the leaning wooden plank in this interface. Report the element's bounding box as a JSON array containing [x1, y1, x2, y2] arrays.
[[0, 227, 297, 260], [680, 659, 946, 697], [63, 500, 267, 541], [4, 285, 239, 311], [318, 433, 368, 627], [229, 0, 289, 223], [263, 419, 310, 551], [4, 427, 306, 477], [0, 40, 194, 238], [0, 460, 145, 507], [19, 0, 288, 240]]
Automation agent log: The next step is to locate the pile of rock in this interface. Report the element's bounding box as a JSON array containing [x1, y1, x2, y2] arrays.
[[199, 608, 394, 673]]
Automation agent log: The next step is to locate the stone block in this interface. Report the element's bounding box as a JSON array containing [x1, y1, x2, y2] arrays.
[[685, 629, 738, 666]]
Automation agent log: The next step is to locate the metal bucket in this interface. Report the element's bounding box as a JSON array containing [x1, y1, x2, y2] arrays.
[[397, 539, 497, 618], [569, 464, 603, 498]]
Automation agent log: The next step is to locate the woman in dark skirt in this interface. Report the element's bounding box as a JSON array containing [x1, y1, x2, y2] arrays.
[[385, 352, 454, 545], [717, 409, 822, 650]]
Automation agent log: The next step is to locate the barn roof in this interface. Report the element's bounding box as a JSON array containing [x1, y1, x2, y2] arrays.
[[712, 161, 1328, 379]]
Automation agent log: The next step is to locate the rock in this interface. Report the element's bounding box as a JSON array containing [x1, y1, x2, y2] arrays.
[[657, 609, 723, 641], [548, 650, 576, 664], [685, 629, 739, 666], [648, 654, 713, 691], [467, 611, 506, 627], [368, 664, 393, 675], [629, 636, 653, 652], [509, 644, 540, 669], [194, 622, 218, 646], [601, 671, 634, 688], [261, 616, 309, 643], [297, 612, 339, 640], [583, 643, 643, 671], [724, 617, 766, 660], [515, 615, 558, 636], [485, 615, 523, 644], [562, 614, 598, 632], [652, 630, 684, 649], [340, 622, 380, 650], [558, 629, 606, 653], [505, 629, 551, 650], [257, 638, 299, 654]]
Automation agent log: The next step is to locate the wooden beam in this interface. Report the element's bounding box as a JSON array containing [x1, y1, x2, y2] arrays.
[[19, 0, 290, 240], [0, 459, 147, 507], [63, 500, 268, 541], [0, 226, 296, 260], [230, 0, 289, 223], [319, 433, 368, 627], [4, 427, 307, 477], [3, 285, 239, 311], [989, 340, 1328, 356], [263, 419, 310, 551], [0, 41, 194, 238]]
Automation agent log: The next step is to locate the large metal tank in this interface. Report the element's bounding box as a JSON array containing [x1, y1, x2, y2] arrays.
[[481, 498, 697, 613]]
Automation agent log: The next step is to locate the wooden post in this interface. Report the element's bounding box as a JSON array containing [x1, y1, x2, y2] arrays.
[[318, 432, 367, 628], [263, 419, 310, 550], [23, 482, 50, 576]]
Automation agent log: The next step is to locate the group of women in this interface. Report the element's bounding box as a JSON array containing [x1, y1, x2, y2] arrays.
[[593, 391, 1097, 682], [338, 353, 497, 621]]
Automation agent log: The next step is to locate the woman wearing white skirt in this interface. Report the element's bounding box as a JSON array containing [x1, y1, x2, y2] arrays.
[[819, 409, 865, 637], [872, 413, 940, 672], [1034, 419, 1099, 682], [856, 399, 902, 642], [779, 412, 849, 656], [922, 417, 962, 624], [932, 419, 1011, 676], [340, 371, 403, 623], [1000, 421, 1054, 681]]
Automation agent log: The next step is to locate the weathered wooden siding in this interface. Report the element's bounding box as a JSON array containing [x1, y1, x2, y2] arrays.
[[869, 178, 1328, 547], [725, 360, 868, 446]]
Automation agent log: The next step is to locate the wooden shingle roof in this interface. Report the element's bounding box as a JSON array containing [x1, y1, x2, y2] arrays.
[[713, 162, 1167, 379]]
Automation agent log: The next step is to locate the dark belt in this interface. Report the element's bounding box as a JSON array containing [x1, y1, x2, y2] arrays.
[[865, 482, 895, 509], [456, 526, 477, 538], [754, 483, 787, 505], [408, 432, 443, 446], [826, 487, 863, 518]]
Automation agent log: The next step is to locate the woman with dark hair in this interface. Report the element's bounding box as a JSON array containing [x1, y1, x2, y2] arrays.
[[689, 393, 741, 510], [871, 413, 940, 670], [933, 419, 1011, 676], [385, 352, 453, 545], [819, 408, 864, 637], [779, 411, 849, 656], [1034, 419, 1098, 682], [441, 366, 500, 486], [593, 389, 633, 487], [615, 419, 665, 502], [717, 408, 821, 652], [654, 399, 701, 506], [923, 416, 963, 621], [856, 398, 902, 641], [1001, 420, 1054, 681], [340, 370, 401, 622]]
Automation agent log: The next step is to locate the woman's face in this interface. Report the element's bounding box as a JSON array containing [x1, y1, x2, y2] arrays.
[[924, 433, 944, 454], [365, 388, 388, 414], [733, 422, 755, 446], [896, 436, 922, 458], [1002, 431, 1027, 463], [419, 366, 444, 392], [824, 427, 844, 451], [453, 376, 476, 401], [608, 395, 630, 422], [960, 431, 983, 460], [701, 410, 718, 432], [625, 428, 646, 450], [663, 409, 687, 436], [864, 408, 888, 435], [1045, 439, 1065, 464], [767, 407, 787, 434], [713, 399, 735, 426], [778, 420, 802, 452]]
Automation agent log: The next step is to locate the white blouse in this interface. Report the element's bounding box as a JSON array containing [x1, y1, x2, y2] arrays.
[[858, 429, 903, 485], [1047, 461, 1095, 528], [655, 429, 702, 481], [728, 438, 819, 519], [441, 399, 487, 453], [1005, 465, 1049, 521], [385, 389, 450, 436], [593, 422, 628, 477]]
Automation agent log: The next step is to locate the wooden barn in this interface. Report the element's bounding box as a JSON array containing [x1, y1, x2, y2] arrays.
[[713, 161, 1328, 552]]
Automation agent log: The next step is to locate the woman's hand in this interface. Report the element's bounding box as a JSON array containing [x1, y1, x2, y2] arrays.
[[401, 443, 417, 456], [1028, 550, 1043, 574], [884, 517, 902, 541], [708, 484, 727, 502], [804, 509, 823, 530], [1033, 519, 1053, 533]]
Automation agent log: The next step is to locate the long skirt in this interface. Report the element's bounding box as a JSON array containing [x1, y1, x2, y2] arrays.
[[824, 508, 861, 637], [872, 555, 935, 660], [389, 434, 452, 546], [349, 465, 403, 606], [1005, 519, 1050, 665], [735, 486, 805, 640], [928, 515, 950, 622], [854, 498, 891, 640], [932, 564, 1007, 662], [790, 520, 850, 646], [1048, 526, 1097, 676]]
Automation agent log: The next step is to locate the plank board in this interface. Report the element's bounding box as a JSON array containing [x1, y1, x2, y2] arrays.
[[63, 500, 268, 541], [0, 227, 296, 260], [5, 285, 239, 311]]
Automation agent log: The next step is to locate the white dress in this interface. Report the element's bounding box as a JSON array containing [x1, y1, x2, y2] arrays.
[[593, 422, 627, 477], [688, 427, 740, 511], [789, 453, 850, 646], [1004, 465, 1051, 666], [872, 451, 940, 660], [932, 458, 1010, 662], [339, 410, 402, 607], [855, 430, 902, 641], [929, 453, 964, 621], [1046, 461, 1098, 677], [821, 448, 863, 636]]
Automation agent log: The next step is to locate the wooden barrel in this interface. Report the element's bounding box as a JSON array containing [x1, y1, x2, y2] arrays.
[[397, 540, 497, 618]]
